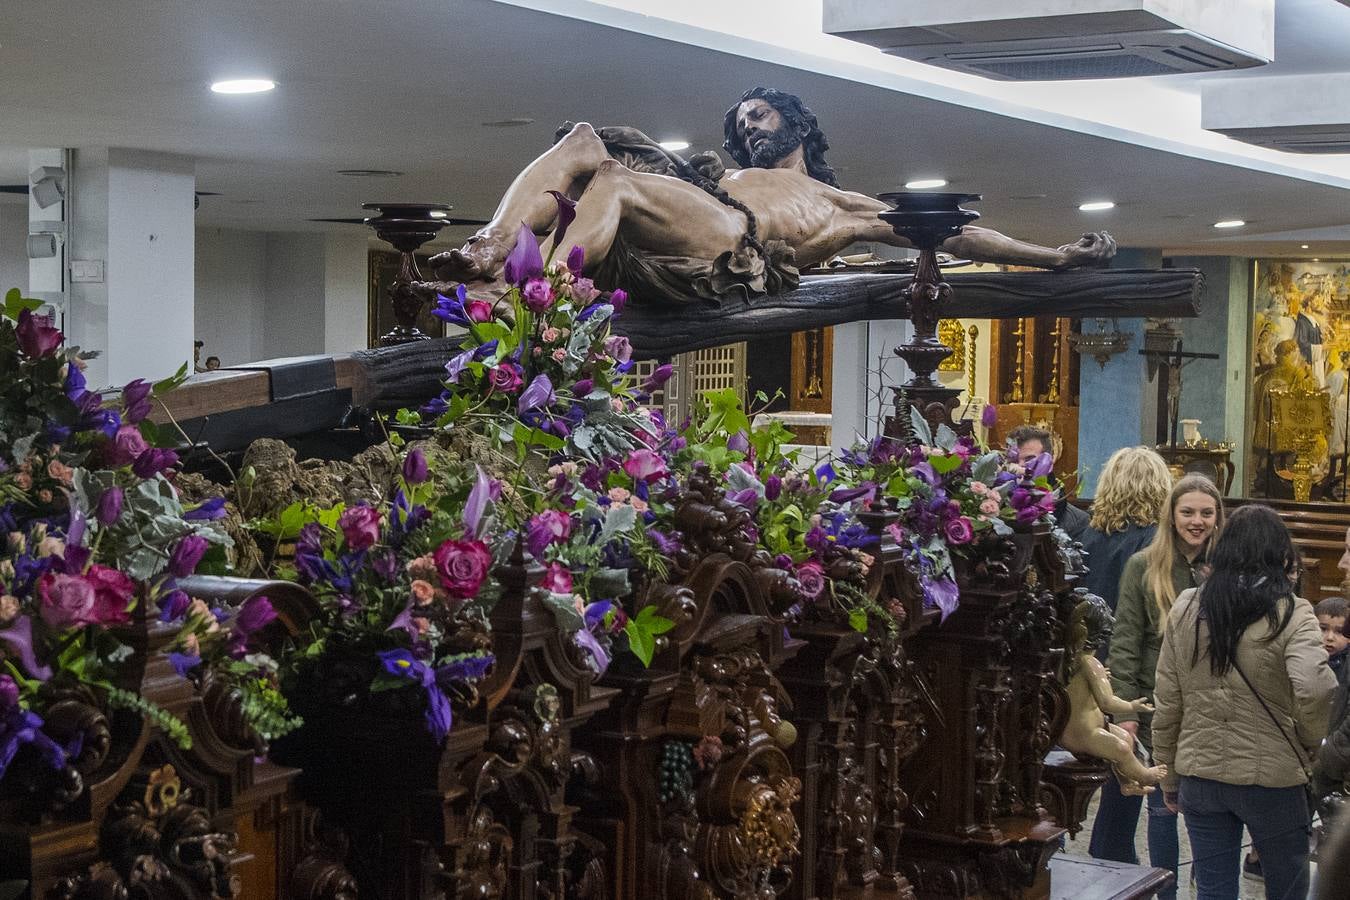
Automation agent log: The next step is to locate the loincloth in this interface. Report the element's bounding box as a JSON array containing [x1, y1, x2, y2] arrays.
[[593, 231, 799, 306]]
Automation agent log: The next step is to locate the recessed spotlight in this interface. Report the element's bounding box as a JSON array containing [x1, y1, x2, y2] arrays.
[[337, 169, 403, 178], [429, 210, 449, 219], [658, 140, 690, 151], [1302, 244, 1310, 249], [905, 178, 948, 190], [1314, 258, 1321, 263], [210, 78, 276, 95], [481, 118, 534, 127], [1078, 201, 1115, 212], [1213, 219, 1245, 229]]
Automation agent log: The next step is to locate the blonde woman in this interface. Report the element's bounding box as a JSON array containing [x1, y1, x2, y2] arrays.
[[1091, 474, 1224, 899], [1078, 447, 1175, 614]]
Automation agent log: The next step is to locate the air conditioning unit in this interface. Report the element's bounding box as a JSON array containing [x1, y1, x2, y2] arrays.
[[822, 1, 1273, 81], [1203, 74, 1350, 154]]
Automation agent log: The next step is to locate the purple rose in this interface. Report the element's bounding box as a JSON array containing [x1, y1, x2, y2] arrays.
[[228, 594, 278, 658], [37, 572, 96, 629], [609, 289, 628, 312], [402, 447, 429, 485], [95, 486, 123, 526], [339, 505, 382, 551], [794, 561, 826, 599], [522, 278, 555, 313], [15, 309, 62, 358], [106, 425, 149, 467], [432, 538, 492, 599], [464, 297, 494, 323], [541, 562, 573, 594], [944, 516, 975, 545], [526, 509, 572, 558], [489, 363, 524, 393], [168, 535, 209, 577], [623, 448, 668, 483], [603, 334, 632, 364]]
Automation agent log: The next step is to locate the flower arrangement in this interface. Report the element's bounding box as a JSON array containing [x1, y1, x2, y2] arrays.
[[0, 289, 285, 788], [838, 408, 1058, 619], [273, 447, 498, 741]]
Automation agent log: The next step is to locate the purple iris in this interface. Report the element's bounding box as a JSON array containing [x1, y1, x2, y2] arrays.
[[444, 347, 475, 383], [431, 285, 472, 327], [727, 431, 749, 454], [642, 364, 673, 392], [815, 462, 837, 485], [167, 652, 202, 678], [502, 223, 544, 286], [0, 704, 73, 780], [649, 529, 681, 557], [1026, 451, 1054, 479], [829, 482, 877, 505], [421, 393, 451, 418], [0, 616, 54, 680], [378, 649, 496, 741], [183, 497, 227, 522]]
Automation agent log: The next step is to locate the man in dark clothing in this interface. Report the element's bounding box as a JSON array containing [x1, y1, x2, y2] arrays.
[[1007, 425, 1091, 542]]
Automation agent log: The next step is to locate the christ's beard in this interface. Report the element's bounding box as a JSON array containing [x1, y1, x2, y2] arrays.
[[747, 127, 802, 168]]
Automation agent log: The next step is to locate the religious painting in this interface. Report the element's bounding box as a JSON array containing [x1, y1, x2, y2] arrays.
[[367, 250, 446, 347], [1248, 258, 1350, 500]]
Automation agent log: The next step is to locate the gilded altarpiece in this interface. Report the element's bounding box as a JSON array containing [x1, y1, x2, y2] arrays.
[[1248, 259, 1350, 500]]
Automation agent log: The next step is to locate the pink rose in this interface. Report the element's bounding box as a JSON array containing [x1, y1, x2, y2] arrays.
[[522, 278, 556, 313], [433, 538, 493, 599], [0, 594, 19, 627], [572, 277, 599, 303], [339, 505, 382, 551], [794, 561, 826, 599], [85, 564, 135, 624], [106, 425, 149, 467], [410, 579, 437, 606], [607, 487, 632, 504], [980, 498, 1000, 516], [551, 348, 567, 363], [623, 448, 668, 483], [46, 459, 74, 485], [407, 554, 437, 581], [38, 572, 96, 629], [489, 364, 524, 393], [464, 297, 494, 323], [944, 516, 975, 545], [541, 562, 573, 594], [970, 481, 989, 496], [542, 327, 560, 342]]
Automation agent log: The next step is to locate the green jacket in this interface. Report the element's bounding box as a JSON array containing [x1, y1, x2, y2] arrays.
[[1106, 549, 1199, 751]]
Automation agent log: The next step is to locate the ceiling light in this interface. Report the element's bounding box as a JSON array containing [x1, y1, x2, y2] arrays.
[[658, 140, 690, 151], [429, 210, 449, 218], [1314, 258, 1321, 263], [481, 118, 534, 127], [210, 78, 276, 95], [1213, 219, 1245, 228], [1302, 244, 1310, 249], [337, 169, 403, 177], [904, 178, 948, 190], [1078, 201, 1115, 211]]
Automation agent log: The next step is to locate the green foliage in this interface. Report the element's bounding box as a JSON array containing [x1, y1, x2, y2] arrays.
[[2, 287, 43, 320], [251, 500, 345, 540], [106, 686, 193, 749], [235, 676, 304, 741], [624, 605, 675, 667]]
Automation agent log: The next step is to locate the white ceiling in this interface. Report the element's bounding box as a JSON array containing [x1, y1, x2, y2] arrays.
[[1, 0, 1348, 258]]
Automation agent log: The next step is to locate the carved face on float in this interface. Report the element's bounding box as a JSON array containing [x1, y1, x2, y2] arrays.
[[734, 98, 802, 168]]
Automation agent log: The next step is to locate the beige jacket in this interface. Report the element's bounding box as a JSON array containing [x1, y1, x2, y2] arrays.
[[1151, 587, 1337, 792]]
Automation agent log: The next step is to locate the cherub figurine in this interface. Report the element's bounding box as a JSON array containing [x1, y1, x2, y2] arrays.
[[1060, 593, 1167, 795]]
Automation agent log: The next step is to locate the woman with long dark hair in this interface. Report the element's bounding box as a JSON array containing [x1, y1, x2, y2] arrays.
[[1153, 504, 1337, 899]]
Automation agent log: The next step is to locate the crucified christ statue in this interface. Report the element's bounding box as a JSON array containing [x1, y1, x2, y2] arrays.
[[431, 87, 1116, 304]]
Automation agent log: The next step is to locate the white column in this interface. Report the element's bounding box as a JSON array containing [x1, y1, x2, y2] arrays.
[[323, 231, 370, 354], [67, 148, 195, 386], [27, 149, 65, 314], [830, 318, 912, 448]]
